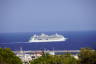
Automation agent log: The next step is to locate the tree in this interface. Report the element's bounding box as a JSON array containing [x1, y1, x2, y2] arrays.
[[30, 53, 77, 64], [78, 48, 96, 64], [0, 48, 22, 64]]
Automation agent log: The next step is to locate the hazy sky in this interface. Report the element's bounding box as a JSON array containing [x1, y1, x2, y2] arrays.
[[0, 0, 96, 33]]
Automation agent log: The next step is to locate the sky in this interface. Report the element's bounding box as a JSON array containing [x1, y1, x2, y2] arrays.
[[0, 0, 96, 33]]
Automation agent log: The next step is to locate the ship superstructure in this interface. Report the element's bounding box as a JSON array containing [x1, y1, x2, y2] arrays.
[[29, 33, 67, 42]]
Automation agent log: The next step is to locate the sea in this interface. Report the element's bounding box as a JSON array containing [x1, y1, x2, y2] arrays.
[[0, 31, 96, 51]]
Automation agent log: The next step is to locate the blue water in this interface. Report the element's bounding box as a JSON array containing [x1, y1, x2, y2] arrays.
[[0, 31, 96, 51]]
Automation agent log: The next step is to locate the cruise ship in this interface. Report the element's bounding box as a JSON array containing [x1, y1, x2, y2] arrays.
[[28, 33, 67, 42]]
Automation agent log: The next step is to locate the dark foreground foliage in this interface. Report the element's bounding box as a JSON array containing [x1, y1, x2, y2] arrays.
[[78, 48, 96, 64], [30, 48, 96, 64], [0, 48, 22, 64], [30, 53, 77, 64], [0, 48, 96, 64]]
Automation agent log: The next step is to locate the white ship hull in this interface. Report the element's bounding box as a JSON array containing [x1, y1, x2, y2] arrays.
[[29, 38, 67, 42]]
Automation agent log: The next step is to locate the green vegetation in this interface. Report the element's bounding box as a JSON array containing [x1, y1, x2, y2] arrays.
[[78, 48, 96, 64], [0, 48, 22, 64], [30, 48, 96, 64], [0, 48, 96, 64], [30, 53, 77, 64]]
